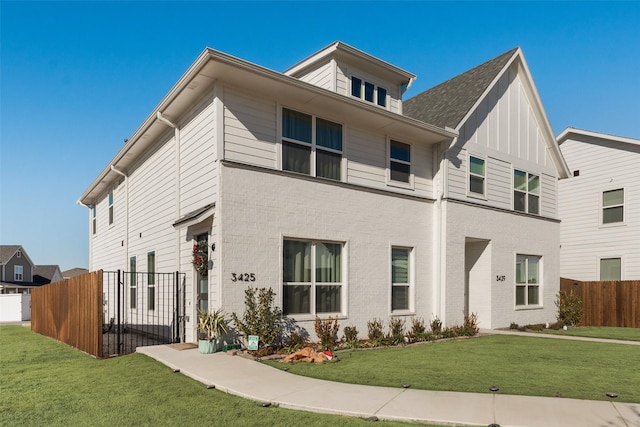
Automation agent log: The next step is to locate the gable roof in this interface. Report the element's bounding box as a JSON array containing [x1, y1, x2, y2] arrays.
[[0, 245, 35, 266], [62, 268, 90, 279], [557, 127, 640, 147], [33, 265, 61, 285], [404, 48, 518, 129]]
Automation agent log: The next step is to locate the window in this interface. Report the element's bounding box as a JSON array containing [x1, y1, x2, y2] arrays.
[[147, 252, 155, 311], [389, 140, 411, 183], [282, 108, 342, 180], [469, 156, 485, 196], [108, 190, 114, 225], [17, 250, 21, 258], [514, 170, 539, 214], [602, 189, 624, 224], [391, 247, 412, 311], [351, 76, 387, 107], [283, 239, 343, 315], [14, 265, 23, 282], [129, 256, 137, 309], [600, 258, 621, 280], [92, 206, 96, 235], [515, 255, 541, 306]]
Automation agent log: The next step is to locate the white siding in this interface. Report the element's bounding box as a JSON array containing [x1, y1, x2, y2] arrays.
[[559, 136, 640, 280], [223, 88, 277, 168], [295, 59, 334, 91], [449, 65, 559, 218], [90, 177, 127, 272], [339, 62, 402, 114]]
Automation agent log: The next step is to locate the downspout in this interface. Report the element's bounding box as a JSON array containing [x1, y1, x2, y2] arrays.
[[156, 111, 181, 273], [76, 200, 92, 270], [110, 165, 128, 272]]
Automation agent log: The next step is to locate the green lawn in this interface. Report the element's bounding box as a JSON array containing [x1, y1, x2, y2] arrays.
[[267, 335, 640, 403], [0, 326, 433, 427], [542, 326, 640, 341]]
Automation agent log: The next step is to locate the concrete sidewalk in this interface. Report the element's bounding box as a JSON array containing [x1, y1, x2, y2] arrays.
[[137, 343, 640, 427]]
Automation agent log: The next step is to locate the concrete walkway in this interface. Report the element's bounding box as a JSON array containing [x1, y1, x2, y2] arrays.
[[137, 333, 640, 427]]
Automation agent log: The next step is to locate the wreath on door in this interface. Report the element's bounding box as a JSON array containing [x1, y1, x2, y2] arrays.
[[192, 240, 209, 276]]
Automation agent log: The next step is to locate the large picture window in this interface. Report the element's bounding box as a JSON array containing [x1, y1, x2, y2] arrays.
[[602, 189, 624, 224], [515, 255, 541, 306], [391, 247, 412, 311], [514, 170, 539, 214], [283, 239, 343, 315], [282, 108, 342, 181], [389, 140, 411, 184]]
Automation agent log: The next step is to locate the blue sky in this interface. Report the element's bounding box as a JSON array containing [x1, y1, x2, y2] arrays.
[[1, 1, 639, 271]]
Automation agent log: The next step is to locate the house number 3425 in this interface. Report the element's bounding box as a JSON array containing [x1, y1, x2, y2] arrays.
[[231, 273, 256, 282], [496, 275, 506, 282]]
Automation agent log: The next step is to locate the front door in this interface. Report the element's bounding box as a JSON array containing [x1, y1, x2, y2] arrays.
[[195, 233, 208, 312]]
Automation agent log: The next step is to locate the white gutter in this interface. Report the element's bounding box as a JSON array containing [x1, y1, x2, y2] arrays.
[[110, 165, 129, 272], [156, 111, 182, 273]]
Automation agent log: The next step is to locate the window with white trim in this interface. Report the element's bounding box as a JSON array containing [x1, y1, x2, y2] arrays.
[[108, 190, 114, 225], [283, 239, 343, 315], [92, 206, 96, 235], [600, 258, 621, 280], [602, 189, 624, 224], [515, 255, 541, 306], [514, 170, 539, 214], [147, 252, 155, 311], [14, 265, 24, 281], [130, 256, 137, 309], [351, 76, 387, 107], [389, 140, 411, 184], [282, 108, 342, 181], [391, 247, 412, 312], [469, 156, 485, 196]]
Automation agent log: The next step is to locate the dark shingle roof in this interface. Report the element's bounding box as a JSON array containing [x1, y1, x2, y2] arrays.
[[33, 265, 60, 285], [0, 245, 21, 264], [404, 48, 518, 129], [62, 268, 89, 279]]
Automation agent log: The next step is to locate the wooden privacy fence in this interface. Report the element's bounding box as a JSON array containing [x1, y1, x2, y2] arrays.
[[560, 277, 640, 328], [31, 270, 103, 357]]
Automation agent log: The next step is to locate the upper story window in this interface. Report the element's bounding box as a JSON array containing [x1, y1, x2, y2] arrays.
[[108, 190, 114, 225], [92, 206, 97, 235], [351, 76, 387, 107], [515, 254, 541, 306], [469, 156, 486, 196], [14, 265, 23, 281], [389, 140, 411, 184], [283, 239, 343, 316], [602, 189, 624, 224], [514, 169, 539, 215], [17, 250, 21, 258], [282, 108, 343, 181]]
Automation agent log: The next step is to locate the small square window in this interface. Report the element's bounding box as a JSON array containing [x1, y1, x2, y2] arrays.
[[351, 77, 362, 98], [377, 87, 387, 107]]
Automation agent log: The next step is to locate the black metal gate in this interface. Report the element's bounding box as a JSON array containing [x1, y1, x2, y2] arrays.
[[101, 271, 185, 357]]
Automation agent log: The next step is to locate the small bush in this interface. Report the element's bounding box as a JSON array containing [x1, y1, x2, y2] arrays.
[[314, 316, 340, 351], [458, 312, 479, 336], [231, 287, 282, 349], [388, 317, 406, 345], [557, 290, 583, 327], [343, 325, 359, 348], [526, 323, 545, 331], [367, 318, 386, 347], [430, 316, 443, 336], [509, 322, 519, 330], [287, 332, 307, 351], [441, 327, 457, 339], [407, 317, 427, 343]]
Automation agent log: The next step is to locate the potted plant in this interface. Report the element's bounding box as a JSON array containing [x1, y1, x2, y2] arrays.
[[197, 308, 228, 354]]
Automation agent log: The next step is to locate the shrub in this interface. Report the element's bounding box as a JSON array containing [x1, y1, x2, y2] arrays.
[[459, 312, 479, 336], [509, 322, 519, 330], [287, 332, 307, 352], [430, 316, 442, 336], [367, 318, 386, 346], [314, 316, 340, 351], [231, 287, 282, 349], [343, 325, 359, 348], [407, 317, 427, 343], [388, 317, 406, 345], [441, 327, 457, 339], [557, 290, 583, 327]]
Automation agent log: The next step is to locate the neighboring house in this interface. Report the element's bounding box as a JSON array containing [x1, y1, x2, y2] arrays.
[[61, 268, 89, 279], [0, 245, 36, 293], [33, 265, 63, 286], [78, 42, 569, 342], [557, 128, 640, 281]]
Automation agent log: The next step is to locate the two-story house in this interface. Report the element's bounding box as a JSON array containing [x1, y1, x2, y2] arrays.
[[557, 128, 640, 281], [1, 245, 35, 293], [79, 42, 569, 342]]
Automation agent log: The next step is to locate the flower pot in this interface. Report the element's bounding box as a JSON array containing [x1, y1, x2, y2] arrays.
[[198, 339, 218, 354]]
